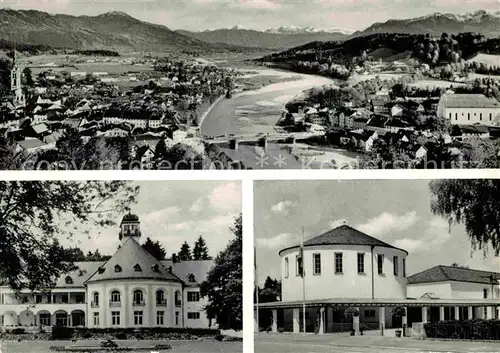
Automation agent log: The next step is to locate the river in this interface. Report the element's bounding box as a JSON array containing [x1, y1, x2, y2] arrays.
[[200, 68, 338, 137]]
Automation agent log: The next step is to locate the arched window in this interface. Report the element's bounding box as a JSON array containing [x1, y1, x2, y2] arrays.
[[114, 265, 122, 273], [134, 264, 142, 272], [93, 292, 99, 306], [156, 290, 166, 305], [65, 276, 73, 284], [188, 274, 196, 283], [133, 289, 144, 305], [111, 290, 121, 303]]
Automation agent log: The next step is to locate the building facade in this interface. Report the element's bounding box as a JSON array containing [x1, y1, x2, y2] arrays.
[[437, 94, 500, 126], [11, 51, 26, 108], [0, 214, 215, 329], [256, 224, 500, 335]]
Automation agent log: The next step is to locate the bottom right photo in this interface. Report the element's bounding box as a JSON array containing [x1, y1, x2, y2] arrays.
[[254, 179, 500, 353]]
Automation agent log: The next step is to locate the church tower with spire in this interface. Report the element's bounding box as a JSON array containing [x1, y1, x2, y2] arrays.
[[11, 50, 26, 108]]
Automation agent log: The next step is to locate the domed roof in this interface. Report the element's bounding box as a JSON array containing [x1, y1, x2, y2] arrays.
[[121, 213, 139, 224], [278, 224, 408, 255], [85, 237, 180, 283]]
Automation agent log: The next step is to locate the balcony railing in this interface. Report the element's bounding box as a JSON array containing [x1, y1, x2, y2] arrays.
[[133, 301, 145, 306], [156, 299, 167, 307], [109, 300, 121, 307], [91, 301, 99, 308]]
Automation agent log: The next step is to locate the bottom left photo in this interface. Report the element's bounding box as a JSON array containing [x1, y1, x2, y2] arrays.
[[0, 180, 242, 353]]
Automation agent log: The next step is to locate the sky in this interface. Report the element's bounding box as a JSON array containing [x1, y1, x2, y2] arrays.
[[58, 180, 241, 258], [255, 180, 500, 286], [1, 0, 499, 32]]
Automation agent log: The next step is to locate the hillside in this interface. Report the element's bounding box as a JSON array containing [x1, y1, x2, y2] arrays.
[[354, 10, 500, 37], [0, 9, 238, 52], [177, 28, 347, 50]]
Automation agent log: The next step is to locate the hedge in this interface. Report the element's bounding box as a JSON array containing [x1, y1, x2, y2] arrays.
[[424, 319, 500, 340]]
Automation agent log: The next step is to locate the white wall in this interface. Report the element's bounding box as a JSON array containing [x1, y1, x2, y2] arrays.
[[407, 282, 452, 299], [408, 281, 500, 300], [438, 104, 500, 126], [280, 245, 407, 301], [183, 288, 212, 328]]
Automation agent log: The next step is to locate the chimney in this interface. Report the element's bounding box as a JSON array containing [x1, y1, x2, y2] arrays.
[[172, 254, 177, 263], [229, 138, 239, 151], [258, 137, 268, 152]]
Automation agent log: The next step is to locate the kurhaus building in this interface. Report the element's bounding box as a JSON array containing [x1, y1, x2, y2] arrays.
[[255, 224, 500, 335], [0, 214, 214, 329]]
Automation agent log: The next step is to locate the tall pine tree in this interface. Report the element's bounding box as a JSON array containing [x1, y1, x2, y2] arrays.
[[177, 241, 192, 261], [142, 237, 166, 261], [193, 235, 210, 260]]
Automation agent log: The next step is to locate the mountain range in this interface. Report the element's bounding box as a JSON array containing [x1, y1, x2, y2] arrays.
[[354, 10, 500, 37], [0, 8, 499, 53], [0, 9, 227, 52]]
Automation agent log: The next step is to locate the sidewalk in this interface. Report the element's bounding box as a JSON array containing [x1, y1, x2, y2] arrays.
[[255, 332, 500, 352]]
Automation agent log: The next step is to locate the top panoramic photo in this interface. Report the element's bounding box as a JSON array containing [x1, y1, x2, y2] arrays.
[[1, 0, 500, 170]]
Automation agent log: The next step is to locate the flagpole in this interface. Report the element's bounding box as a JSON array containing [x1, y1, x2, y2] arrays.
[[254, 246, 259, 332], [302, 226, 306, 334]]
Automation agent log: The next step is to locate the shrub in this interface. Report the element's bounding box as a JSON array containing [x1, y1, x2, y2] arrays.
[[113, 332, 128, 340], [154, 344, 172, 350], [424, 319, 500, 340], [11, 328, 26, 335], [100, 339, 118, 348], [50, 326, 74, 340]]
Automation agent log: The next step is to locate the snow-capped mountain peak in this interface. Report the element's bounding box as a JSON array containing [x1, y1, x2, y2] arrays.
[[265, 25, 353, 35]]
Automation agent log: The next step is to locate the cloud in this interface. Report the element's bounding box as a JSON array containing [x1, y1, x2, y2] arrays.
[[190, 197, 204, 213], [208, 182, 241, 212], [257, 233, 296, 249], [271, 200, 297, 215], [230, 0, 282, 10], [330, 219, 348, 228], [392, 217, 450, 253], [141, 206, 181, 223], [357, 211, 419, 236]]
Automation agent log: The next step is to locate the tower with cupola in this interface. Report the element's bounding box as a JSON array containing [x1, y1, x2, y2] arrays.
[[10, 50, 26, 108], [119, 212, 141, 243]]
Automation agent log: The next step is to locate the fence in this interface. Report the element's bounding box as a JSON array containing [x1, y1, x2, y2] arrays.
[[424, 319, 500, 340]]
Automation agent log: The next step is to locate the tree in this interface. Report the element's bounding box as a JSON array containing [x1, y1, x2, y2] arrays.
[[177, 241, 192, 261], [429, 179, 500, 255], [193, 235, 210, 260], [257, 276, 281, 303], [142, 237, 166, 261], [200, 214, 242, 330], [23, 67, 34, 87], [0, 181, 138, 292]]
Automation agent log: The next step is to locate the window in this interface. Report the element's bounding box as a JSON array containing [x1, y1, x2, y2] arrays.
[[111, 311, 120, 325], [188, 274, 196, 283], [133, 290, 144, 305], [61, 295, 68, 303], [284, 258, 289, 278], [483, 288, 489, 299], [93, 292, 99, 306], [357, 253, 365, 274], [175, 290, 182, 306], [296, 255, 303, 277], [65, 276, 73, 284], [187, 291, 200, 302], [156, 290, 166, 305], [377, 254, 384, 274], [188, 312, 200, 319], [134, 264, 142, 272], [364, 309, 375, 318], [313, 253, 321, 275], [40, 313, 51, 326], [93, 312, 99, 326], [36, 295, 42, 304], [448, 113, 451, 119], [114, 265, 122, 273], [455, 113, 458, 120], [393, 256, 399, 276], [152, 264, 160, 273], [490, 113, 493, 121], [75, 294, 84, 304], [480, 113, 483, 120], [175, 312, 180, 325], [468, 113, 470, 121], [156, 311, 164, 325], [335, 253, 343, 274], [402, 258, 406, 278], [134, 311, 143, 325], [111, 290, 120, 303]]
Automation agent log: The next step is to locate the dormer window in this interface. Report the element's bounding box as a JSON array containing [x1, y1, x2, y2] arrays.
[[134, 264, 142, 272], [188, 274, 196, 283], [65, 276, 73, 284], [115, 265, 122, 273], [152, 264, 160, 273], [98, 267, 105, 274]]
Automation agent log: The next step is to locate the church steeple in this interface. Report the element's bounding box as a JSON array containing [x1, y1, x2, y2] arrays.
[[119, 211, 141, 243], [10, 48, 26, 108]]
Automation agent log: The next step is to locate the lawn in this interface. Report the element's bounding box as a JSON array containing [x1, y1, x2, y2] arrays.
[[1, 339, 242, 353], [466, 53, 500, 68]]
